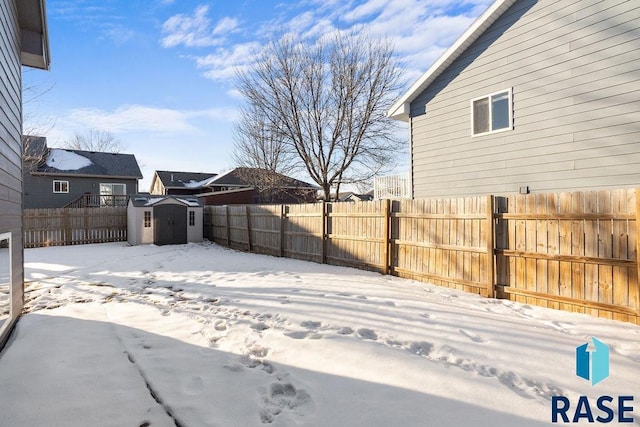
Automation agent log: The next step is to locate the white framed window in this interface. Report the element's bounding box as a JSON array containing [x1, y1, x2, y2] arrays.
[[53, 180, 69, 193], [144, 211, 151, 228], [189, 211, 195, 226], [471, 88, 512, 136]]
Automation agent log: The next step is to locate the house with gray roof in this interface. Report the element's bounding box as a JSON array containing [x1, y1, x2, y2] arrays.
[[151, 167, 319, 205], [197, 167, 319, 205], [388, 0, 640, 198], [150, 170, 218, 196], [23, 136, 143, 208]]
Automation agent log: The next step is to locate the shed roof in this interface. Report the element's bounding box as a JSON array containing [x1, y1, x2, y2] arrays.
[[130, 195, 202, 208], [387, 0, 517, 121]]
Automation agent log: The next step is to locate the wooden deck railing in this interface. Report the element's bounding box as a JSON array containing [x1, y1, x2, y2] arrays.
[[64, 194, 129, 208]]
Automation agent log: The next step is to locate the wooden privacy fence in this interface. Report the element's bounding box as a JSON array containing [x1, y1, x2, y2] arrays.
[[23, 207, 127, 248], [204, 189, 640, 325], [494, 189, 639, 323]]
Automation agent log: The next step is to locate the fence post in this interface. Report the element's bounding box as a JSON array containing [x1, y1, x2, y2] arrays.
[[280, 204, 286, 257], [635, 189, 640, 318], [321, 202, 327, 264], [63, 209, 72, 245], [487, 195, 495, 298], [382, 199, 390, 275], [245, 205, 252, 252], [225, 205, 231, 247]]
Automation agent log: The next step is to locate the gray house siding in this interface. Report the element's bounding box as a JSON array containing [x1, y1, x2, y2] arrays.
[[23, 174, 139, 208], [410, 0, 640, 198], [0, 0, 23, 343]]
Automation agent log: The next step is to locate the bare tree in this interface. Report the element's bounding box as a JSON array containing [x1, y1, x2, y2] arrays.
[[22, 70, 56, 169], [234, 32, 403, 200], [232, 104, 297, 174], [63, 129, 124, 153]]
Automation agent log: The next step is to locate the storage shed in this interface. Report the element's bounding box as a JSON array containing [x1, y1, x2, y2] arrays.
[[127, 195, 203, 246]]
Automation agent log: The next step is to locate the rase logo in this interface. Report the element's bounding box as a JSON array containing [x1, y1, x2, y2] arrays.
[[551, 337, 635, 424], [576, 337, 609, 386]]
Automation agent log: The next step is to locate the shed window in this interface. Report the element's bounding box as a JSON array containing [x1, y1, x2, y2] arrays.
[[471, 89, 512, 136], [144, 211, 151, 228], [189, 211, 195, 226], [53, 180, 69, 193]]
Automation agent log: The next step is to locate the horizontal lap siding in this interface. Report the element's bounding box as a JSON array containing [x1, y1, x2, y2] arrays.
[[0, 0, 23, 344], [410, 0, 640, 198]]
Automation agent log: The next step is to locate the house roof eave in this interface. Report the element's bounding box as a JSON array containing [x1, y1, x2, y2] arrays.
[[30, 171, 142, 180], [17, 0, 51, 70], [387, 0, 518, 121]]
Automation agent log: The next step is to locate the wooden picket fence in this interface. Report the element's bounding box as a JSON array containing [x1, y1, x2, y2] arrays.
[[204, 189, 640, 325], [23, 207, 127, 248]]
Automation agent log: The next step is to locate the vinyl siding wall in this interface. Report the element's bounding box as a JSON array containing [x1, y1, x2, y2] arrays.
[[0, 0, 23, 342], [410, 0, 640, 198], [23, 174, 139, 208]]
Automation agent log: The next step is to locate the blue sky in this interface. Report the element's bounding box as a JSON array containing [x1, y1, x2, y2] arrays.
[[24, 0, 494, 191]]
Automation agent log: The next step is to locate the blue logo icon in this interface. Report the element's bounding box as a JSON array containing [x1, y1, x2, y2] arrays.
[[576, 337, 609, 386]]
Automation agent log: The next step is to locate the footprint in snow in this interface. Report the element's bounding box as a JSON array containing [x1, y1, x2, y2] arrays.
[[259, 382, 312, 424], [406, 341, 433, 356], [301, 321, 322, 330], [252, 322, 270, 331], [357, 328, 378, 340], [285, 331, 323, 340], [214, 320, 227, 331], [285, 331, 310, 340]]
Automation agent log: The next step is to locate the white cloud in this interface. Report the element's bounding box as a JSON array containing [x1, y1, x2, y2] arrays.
[[342, 0, 387, 22], [195, 42, 261, 81], [65, 104, 238, 134], [161, 5, 225, 48], [103, 24, 136, 45], [165, 0, 494, 90], [213, 17, 239, 35]]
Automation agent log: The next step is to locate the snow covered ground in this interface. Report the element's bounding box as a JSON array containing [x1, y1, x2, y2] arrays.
[[0, 241, 638, 426]]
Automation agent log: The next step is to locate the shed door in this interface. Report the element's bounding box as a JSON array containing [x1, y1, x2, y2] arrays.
[[154, 205, 187, 245]]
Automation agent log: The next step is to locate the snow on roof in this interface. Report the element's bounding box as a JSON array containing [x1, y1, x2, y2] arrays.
[[207, 168, 235, 184], [176, 198, 202, 207], [143, 198, 167, 207], [183, 176, 217, 189], [45, 149, 93, 171]]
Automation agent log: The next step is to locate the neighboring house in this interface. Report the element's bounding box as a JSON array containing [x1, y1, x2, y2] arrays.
[[197, 167, 318, 205], [1, 0, 50, 347], [338, 191, 374, 202], [23, 136, 143, 208], [388, 0, 640, 198], [149, 170, 217, 196]]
